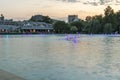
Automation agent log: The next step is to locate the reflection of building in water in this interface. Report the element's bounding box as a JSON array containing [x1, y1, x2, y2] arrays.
[[68, 15, 79, 23]]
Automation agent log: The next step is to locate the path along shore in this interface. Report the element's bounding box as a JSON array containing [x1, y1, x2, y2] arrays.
[[0, 69, 26, 80]]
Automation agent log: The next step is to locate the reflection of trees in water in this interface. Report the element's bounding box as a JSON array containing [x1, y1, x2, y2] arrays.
[[99, 37, 120, 78], [103, 37, 113, 62]]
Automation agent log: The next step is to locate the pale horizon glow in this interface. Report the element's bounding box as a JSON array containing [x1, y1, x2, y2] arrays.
[[0, 0, 120, 21]]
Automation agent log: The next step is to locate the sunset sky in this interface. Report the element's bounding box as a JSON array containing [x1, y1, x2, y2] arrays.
[[0, 0, 120, 21]]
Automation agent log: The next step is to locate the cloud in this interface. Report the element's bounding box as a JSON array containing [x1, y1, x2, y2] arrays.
[[56, 0, 79, 2], [55, 0, 120, 6], [100, 0, 105, 4], [83, 1, 99, 6]]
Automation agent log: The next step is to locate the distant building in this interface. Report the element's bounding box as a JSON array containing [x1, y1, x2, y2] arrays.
[[68, 15, 79, 23], [0, 14, 54, 33], [21, 21, 53, 33], [0, 25, 20, 33]]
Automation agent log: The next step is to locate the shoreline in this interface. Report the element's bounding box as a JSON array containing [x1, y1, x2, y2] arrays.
[[0, 69, 26, 80], [0, 33, 119, 35]]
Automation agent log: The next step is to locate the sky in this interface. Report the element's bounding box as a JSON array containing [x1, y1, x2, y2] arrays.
[[0, 0, 120, 21]]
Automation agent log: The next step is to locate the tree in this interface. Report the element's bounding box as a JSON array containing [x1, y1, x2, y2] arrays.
[[119, 26, 120, 33], [103, 23, 113, 34], [70, 26, 78, 33], [1, 14, 4, 21], [113, 10, 120, 33], [104, 6, 114, 16], [42, 16, 53, 23], [84, 16, 92, 34], [104, 6, 114, 23], [84, 15, 103, 34], [70, 20, 84, 33], [53, 21, 70, 33], [103, 6, 117, 33], [29, 15, 53, 23], [85, 16, 92, 22], [90, 19, 101, 34]]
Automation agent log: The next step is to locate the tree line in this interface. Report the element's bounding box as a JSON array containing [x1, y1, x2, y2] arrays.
[[53, 6, 120, 34]]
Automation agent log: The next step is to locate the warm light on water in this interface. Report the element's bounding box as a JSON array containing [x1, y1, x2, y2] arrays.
[[0, 34, 120, 80]]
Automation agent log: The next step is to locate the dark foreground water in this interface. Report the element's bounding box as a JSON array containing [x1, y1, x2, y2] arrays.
[[0, 34, 120, 80]]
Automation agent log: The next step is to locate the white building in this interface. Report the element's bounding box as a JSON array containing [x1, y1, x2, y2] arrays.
[[21, 22, 53, 33], [68, 15, 79, 23]]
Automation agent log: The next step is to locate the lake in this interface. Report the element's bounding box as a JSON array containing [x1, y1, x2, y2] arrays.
[[0, 34, 120, 80]]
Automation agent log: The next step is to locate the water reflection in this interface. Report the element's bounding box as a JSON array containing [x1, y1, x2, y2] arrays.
[[100, 37, 120, 79], [0, 35, 120, 80]]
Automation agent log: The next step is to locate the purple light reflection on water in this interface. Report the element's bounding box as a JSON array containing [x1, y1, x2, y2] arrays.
[[65, 34, 73, 41], [65, 34, 79, 43], [78, 33, 81, 38], [73, 37, 79, 43]]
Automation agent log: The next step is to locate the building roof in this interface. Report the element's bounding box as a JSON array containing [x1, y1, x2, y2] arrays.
[[21, 22, 53, 30], [21, 26, 53, 30], [0, 22, 53, 30], [0, 25, 20, 30]]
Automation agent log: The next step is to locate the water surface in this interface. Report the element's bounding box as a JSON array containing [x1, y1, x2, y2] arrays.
[[0, 34, 120, 80]]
